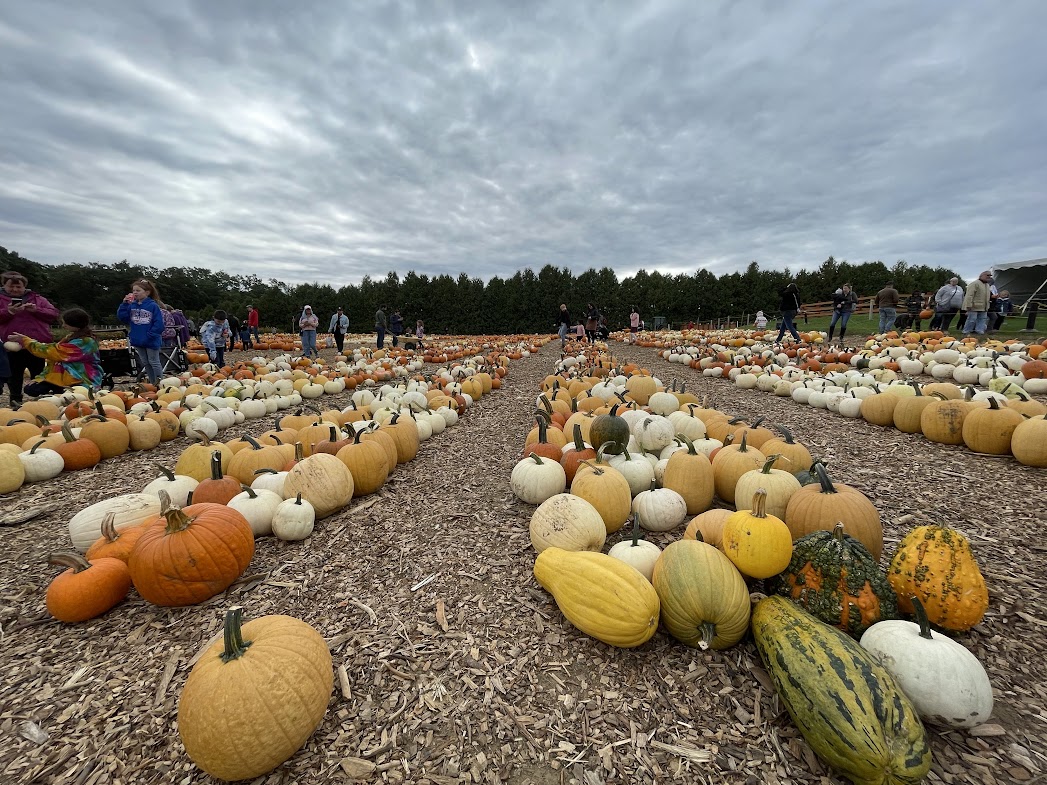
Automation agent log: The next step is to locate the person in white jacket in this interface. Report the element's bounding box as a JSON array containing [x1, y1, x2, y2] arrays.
[[929, 277, 964, 332], [329, 307, 349, 353]]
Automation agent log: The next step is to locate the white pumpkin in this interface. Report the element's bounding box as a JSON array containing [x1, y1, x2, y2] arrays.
[[860, 599, 994, 728], [632, 484, 688, 532], [606, 449, 656, 497], [68, 493, 162, 552], [633, 415, 675, 452], [272, 493, 316, 540], [227, 486, 283, 537], [250, 469, 289, 498], [529, 493, 606, 553], [142, 466, 199, 507], [607, 516, 662, 581], [510, 454, 567, 505], [18, 441, 65, 482]]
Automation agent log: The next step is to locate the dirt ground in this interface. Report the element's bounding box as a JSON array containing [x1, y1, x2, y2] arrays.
[[0, 338, 1044, 785]]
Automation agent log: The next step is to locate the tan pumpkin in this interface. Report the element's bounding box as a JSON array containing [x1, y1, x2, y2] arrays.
[[381, 413, 420, 464], [570, 460, 631, 534], [711, 432, 766, 505], [962, 397, 1023, 454], [336, 429, 390, 496], [892, 383, 937, 434], [733, 454, 801, 521], [126, 414, 163, 451], [683, 508, 731, 548], [175, 434, 233, 481], [784, 463, 883, 561], [860, 393, 899, 427], [1011, 415, 1047, 467], [282, 453, 354, 518], [760, 425, 813, 476], [660, 437, 714, 515], [226, 436, 288, 485], [79, 414, 130, 459], [178, 607, 333, 781], [920, 398, 974, 445]]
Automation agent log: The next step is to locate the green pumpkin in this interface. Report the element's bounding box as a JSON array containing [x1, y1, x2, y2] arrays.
[[588, 403, 631, 455], [766, 523, 897, 637]]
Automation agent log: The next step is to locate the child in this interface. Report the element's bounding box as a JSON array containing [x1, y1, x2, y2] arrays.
[[117, 278, 165, 384], [415, 319, 425, 350], [754, 310, 768, 329], [199, 310, 232, 366], [299, 305, 319, 357], [9, 308, 103, 396], [575, 320, 586, 341]]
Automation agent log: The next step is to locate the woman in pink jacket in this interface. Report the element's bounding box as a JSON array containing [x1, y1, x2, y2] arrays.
[[0, 271, 61, 406]]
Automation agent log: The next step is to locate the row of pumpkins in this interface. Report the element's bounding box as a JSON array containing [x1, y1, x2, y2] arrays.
[[38, 359, 518, 780], [513, 353, 994, 785], [0, 349, 515, 493], [707, 360, 1046, 466]]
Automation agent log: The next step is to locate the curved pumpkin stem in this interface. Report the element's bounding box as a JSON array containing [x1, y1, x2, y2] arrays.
[[759, 454, 781, 474], [910, 595, 934, 640], [749, 488, 768, 519], [813, 462, 838, 494], [99, 512, 120, 544], [220, 607, 253, 663], [696, 621, 717, 651], [157, 489, 193, 534], [48, 550, 92, 573], [239, 484, 257, 498]]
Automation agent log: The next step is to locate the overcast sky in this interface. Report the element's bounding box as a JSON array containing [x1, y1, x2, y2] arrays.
[[1, 1, 1044, 287]]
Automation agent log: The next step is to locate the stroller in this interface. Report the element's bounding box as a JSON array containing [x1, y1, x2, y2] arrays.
[[98, 328, 188, 389]]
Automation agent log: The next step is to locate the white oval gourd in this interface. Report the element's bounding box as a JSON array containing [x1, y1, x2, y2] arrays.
[[860, 597, 993, 728], [68, 493, 163, 552]]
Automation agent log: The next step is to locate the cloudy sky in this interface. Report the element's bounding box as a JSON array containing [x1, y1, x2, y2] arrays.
[[1, 1, 1044, 287]]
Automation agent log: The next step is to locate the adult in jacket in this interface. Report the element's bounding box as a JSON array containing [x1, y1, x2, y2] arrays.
[[246, 305, 260, 343], [299, 305, 319, 357], [556, 304, 571, 346], [875, 281, 900, 334], [117, 278, 166, 384], [961, 271, 993, 337], [826, 283, 858, 343], [375, 306, 388, 349], [584, 303, 600, 343], [775, 283, 802, 342], [329, 307, 349, 353], [0, 271, 61, 406], [929, 278, 964, 332], [389, 309, 404, 347]]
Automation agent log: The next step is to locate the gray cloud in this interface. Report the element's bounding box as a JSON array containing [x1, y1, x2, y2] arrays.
[[1, 0, 1044, 287]]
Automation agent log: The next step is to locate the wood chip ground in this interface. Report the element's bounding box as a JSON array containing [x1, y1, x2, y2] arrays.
[[1, 339, 1044, 784]]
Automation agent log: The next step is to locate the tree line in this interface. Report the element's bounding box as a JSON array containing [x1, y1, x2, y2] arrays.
[[1, 246, 962, 334]]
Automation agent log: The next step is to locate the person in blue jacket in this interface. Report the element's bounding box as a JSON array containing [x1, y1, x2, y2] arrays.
[[117, 278, 165, 383]]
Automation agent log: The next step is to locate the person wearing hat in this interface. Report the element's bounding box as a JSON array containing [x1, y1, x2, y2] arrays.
[[329, 306, 349, 353], [961, 271, 993, 338], [299, 305, 319, 357], [246, 304, 260, 344]]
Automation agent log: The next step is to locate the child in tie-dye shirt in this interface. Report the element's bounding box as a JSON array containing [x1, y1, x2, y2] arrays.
[[9, 308, 103, 395]]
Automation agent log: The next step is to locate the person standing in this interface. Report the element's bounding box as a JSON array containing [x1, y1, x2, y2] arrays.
[[246, 305, 260, 344], [826, 283, 858, 343], [199, 311, 232, 366], [557, 304, 571, 347], [775, 283, 802, 343], [629, 306, 640, 334], [8, 308, 103, 396], [117, 278, 165, 384], [990, 290, 1013, 332], [299, 305, 319, 357], [166, 304, 191, 346], [389, 308, 404, 347], [961, 271, 993, 338], [238, 310, 253, 350], [415, 319, 425, 349], [375, 305, 388, 349], [329, 307, 349, 353], [929, 277, 964, 332], [875, 281, 900, 334], [904, 290, 926, 331], [0, 271, 60, 406], [227, 313, 240, 351], [584, 303, 600, 343]]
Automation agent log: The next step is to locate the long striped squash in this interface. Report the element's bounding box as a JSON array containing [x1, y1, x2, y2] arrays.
[[752, 596, 931, 785]]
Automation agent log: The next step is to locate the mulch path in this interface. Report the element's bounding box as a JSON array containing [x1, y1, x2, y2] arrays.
[[0, 338, 1044, 784]]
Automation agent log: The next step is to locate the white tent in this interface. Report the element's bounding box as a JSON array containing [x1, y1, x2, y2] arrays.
[[991, 258, 1047, 308]]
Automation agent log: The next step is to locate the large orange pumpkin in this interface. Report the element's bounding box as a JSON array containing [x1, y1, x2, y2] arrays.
[[128, 492, 254, 606]]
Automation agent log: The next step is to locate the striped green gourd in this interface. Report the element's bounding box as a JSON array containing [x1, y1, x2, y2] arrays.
[[752, 596, 931, 785]]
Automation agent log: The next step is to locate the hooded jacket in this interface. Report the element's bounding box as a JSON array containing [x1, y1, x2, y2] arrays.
[[117, 296, 165, 349]]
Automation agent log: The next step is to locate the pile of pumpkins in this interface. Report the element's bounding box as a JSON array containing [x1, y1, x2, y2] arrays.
[[513, 354, 995, 785]]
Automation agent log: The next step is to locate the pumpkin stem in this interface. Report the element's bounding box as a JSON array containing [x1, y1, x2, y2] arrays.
[[759, 454, 781, 474], [629, 513, 642, 547], [696, 621, 717, 651], [239, 484, 257, 498], [243, 434, 262, 450], [99, 512, 120, 543], [750, 489, 768, 518], [571, 423, 586, 451], [209, 450, 224, 481], [220, 607, 254, 662], [48, 550, 92, 573], [813, 462, 837, 494], [158, 490, 193, 534], [910, 595, 934, 640]]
